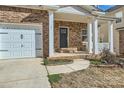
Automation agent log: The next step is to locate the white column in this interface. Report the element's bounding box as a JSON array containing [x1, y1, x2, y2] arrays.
[[92, 19, 99, 54], [88, 22, 93, 53], [108, 21, 114, 53], [49, 11, 54, 57]]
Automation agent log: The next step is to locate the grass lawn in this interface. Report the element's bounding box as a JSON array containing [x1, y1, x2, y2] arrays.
[[48, 74, 62, 84], [51, 66, 124, 88]]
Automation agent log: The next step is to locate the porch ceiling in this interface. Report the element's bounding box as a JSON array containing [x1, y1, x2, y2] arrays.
[[98, 20, 108, 25]]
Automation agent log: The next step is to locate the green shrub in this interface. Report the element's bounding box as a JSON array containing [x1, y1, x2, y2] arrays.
[[48, 74, 62, 83]]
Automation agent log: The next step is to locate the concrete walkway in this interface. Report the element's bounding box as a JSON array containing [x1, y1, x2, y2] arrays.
[[0, 58, 51, 88], [47, 59, 90, 75]]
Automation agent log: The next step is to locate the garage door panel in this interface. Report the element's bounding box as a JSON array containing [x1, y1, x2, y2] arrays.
[[9, 34, 21, 42], [12, 43, 21, 48], [21, 34, 32, 40], [0, 29, 9, 33], [11, 51, 22, 58], [21, 43, 32, 49], [0, 43, 9, 50], [23, 51, 32, 57], [0, 29, 37, 59], [0, 52, 10, 59], [0, 34, 9, 42]]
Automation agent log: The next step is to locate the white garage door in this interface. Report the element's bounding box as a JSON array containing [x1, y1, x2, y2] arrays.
[[0, 29, 35, 59]]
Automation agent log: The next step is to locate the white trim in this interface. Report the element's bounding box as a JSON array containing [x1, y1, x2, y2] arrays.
[[108, 21, 114, 53], [55, 18, 89, 23], [49, 11, 54, 57], [33, 30, 36, 58], [41, 25, 43, 57], [87, 22, 93, 53], [59, 26, 69, 48], [55, 6, 87, 16], [92, 19, 99, 54], [0, 22, 42, 27]]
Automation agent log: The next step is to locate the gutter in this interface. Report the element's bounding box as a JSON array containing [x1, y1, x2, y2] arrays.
[[96, 15, 119, 21], [41, 5, 60, 11], [91, 10, 118, 21], [80, 6, 118, 21], [116, 27, 124, 30]]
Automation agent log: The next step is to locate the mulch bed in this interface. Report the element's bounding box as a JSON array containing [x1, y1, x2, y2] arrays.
[[51, 66, 124, 88], [91, 63, 124, 68]]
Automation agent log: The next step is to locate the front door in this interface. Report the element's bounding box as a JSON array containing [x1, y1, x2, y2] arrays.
[[60, 27, 68, 48]]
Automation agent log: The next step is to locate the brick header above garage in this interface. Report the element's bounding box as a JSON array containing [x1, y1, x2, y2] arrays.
[[0, 5, 49, 57]]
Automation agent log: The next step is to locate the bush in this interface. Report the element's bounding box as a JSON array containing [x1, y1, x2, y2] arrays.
[[100, 48, 118, 64]]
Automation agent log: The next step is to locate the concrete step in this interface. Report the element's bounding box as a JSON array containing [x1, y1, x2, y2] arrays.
[[48, 54, 101, 60], [48, 55, 88, 60]]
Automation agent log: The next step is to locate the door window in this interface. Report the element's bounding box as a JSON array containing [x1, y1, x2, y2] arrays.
[[81, 29, 88, 51], [82, 29, 88, 42]]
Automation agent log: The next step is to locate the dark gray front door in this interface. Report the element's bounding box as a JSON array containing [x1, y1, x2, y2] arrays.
[[60, 28, 68, 48]]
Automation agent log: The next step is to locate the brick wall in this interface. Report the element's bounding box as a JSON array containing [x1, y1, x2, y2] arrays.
[[119, 31, 124, 54], [0, 6, 49, 57], [54, 20, 87, 51]]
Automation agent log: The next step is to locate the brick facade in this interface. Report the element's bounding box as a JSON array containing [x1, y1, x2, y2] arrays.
[[119, 31, 124, 55], [0, 6, 49, 57], [54, 20, 87, 51]]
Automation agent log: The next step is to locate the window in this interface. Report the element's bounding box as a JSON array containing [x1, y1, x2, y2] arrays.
[[116, 18, 122, 23], [82, 29, 87, 42], [115, 11, 123, 23]]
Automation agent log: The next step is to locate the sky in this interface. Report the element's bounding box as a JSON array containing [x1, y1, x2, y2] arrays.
[[97, 5, 115, 11]]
